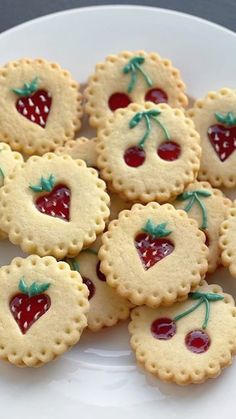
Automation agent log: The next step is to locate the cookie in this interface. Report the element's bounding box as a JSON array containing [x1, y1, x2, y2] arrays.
[[219, 203, 236, 277], [0, 255, 89, 367], [65, 247, 132, 331], [97, 102, 201, 203], [187, 88, 236, 187], [173, 181, 231, 273], [0, 58, 83, 155], [0, 153, 110, 258], [56, 137, 98, 168], [99, 202, 208, 307], [129, 281, 236, 385], [85, 51, 188, 128]]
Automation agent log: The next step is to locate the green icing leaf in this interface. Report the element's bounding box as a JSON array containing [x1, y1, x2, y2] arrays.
[[29, 174, 55, 192], [215, 111, 236, 126], [190, 291, 224, 302], [18, 277, 29, 294], [65, 258, 80, 272], [12, 77, 39, 97], [28, 282, 50, 297], [143, 219, 172, 238]]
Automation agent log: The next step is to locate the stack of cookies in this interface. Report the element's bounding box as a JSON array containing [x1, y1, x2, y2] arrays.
[[0, 53, 235, 385]]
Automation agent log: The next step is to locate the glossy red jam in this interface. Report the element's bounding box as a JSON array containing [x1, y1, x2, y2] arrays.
[[145, 88, 168, 105], [157, 141, 181, 161], [108, 92, 131, 111], [151, 317, 176, 340], [82, 277, 95, 300], [96, 261, 106, 281], [135, 232, 174, 270], [185, 329, 210, 353], [35, 184, 70, 221], [124, 146, 146, 167], [10, 293, 51, 334], [16, 89, 52, 128], [208, 123, 236, 162]]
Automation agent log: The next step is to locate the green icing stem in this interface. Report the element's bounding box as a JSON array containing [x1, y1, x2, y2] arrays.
[[123, 56, 153, 93], [178, 190, 211, 230], [0, 167, 4, 180], [173, 291, 224, 329]]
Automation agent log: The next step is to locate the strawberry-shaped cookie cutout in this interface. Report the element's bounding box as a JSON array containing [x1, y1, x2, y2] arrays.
[[10, 277, 51, 334], [12, 77, 52, 128], [30, 175, 70, 221], [151, 291, 224, 353], [124, 110, 181, 167], [135, 219, 174, 270], [208, 112, 236, 162]]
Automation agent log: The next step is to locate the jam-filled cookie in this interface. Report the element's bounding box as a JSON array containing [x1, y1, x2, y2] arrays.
[[173, 181, 231, 273], [56, 137, 98, 168], [0, 154, 110, 258], [0, 255, 89, 367], [99, 202, 208, 307], [97, 102, 201, 203], [0, 58, 83, 155], [65, 247, 132, 331], [129, 281, 236, 385], [187, 88, 236, 187], [85, 51, 188, 128], [219, 203, 236, 277]]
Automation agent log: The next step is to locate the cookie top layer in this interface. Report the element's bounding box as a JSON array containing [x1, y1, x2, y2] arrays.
[[66, 248, 132, 331], [0, 58, 83, 155], [129, 281, 236, 385], [0, 153, 110, 258], [97, 102, 201, 203], [85, 51, 188, 128], [56, 137, 98, 168], [99, 202, 208, 307], [0, 255, 89, 367], [187, 88, 236, 187], [173, 181, 231, 273]]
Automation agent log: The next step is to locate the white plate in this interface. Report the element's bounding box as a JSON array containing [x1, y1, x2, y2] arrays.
[[0, 5, 236, 418]]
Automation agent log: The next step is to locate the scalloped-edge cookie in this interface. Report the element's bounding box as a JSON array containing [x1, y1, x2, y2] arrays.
[[0, 58, 83, 155], [219, 203, 236, 277], [97, 102, 201, 203], [65, 247, 132, 332], [0, 255, 89, 367], [85, 50, 188, 128], [0, 153, 110, 258], [56, 137, 98, 168], [99, 202, 208, 307], [0, 142, 24, 239], [187, 88, 236, 188], [129, 280, 236, 385], [173, 181, 231, 273]]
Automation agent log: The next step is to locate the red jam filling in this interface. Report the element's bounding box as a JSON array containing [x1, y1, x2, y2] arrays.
[[35, 184, 70, 221], [145, 88, 168, 105], [10, 293, 51, 334], [151, 317, 176, 340], [124, 146, 146, 167], [208, 124, 236, 162], [82, 277, 95, 300], [157, 141, 181, 161], [96, 261, 106, 281], [16, 89, 52, 128], [108, 92, 131, 111], [185, 329, 210, 353], [135, 232, 174, 270]]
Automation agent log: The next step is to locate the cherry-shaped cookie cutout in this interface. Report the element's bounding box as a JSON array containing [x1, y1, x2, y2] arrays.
[[157, 141, 181, 161], [82, 277, 95, 300], [185, 329, 210, 353], [30, 175, 70, 221], [145, 88, 168, 105], [108, 93, 131, 111], [124, 146, 146, 167], [96, 261, 106, 282], [10, 278, 51, 334], [135, 220, 174, 270], [207, 112, 236, 162], [12, 78, 52, 128], [151, 317, 176, 340]]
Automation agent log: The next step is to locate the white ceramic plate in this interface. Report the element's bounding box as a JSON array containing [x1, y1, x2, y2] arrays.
[[0, 6, 236, 418]]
